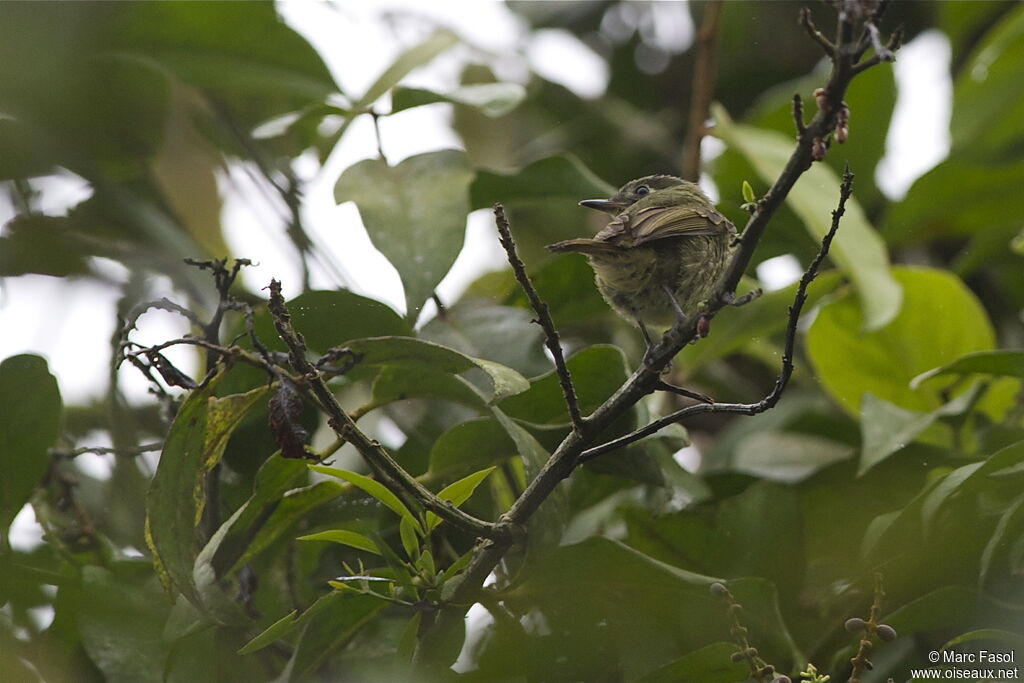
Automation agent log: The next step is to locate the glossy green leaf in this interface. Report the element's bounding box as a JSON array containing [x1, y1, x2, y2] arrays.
[[250, 289, 410, 355], [951, 4, 1024, 160], [470, 153, 614, 210], [500, 345, 629, 425], [335, 150, 474, 319], [426, 466, 497, 531], [807, 267, 995, 416], [911, 350, 1024, 389], [343, 336, 529, 403], [941, 628, 1024, 653], [713, 103, 901, 330], [309, 465, 421, 534], [355, 31, 459, 107], [392, 83, 526, 118], [0, 355, 61, 532], [297, 530, 380, 556], [145, 379, 267, 605]]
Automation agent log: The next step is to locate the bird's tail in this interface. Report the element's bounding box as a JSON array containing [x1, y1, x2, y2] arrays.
[[545, 238, 618, 255]]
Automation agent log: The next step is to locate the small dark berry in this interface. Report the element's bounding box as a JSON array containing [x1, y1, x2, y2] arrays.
[[876, 624, 897, 641], [845, 617, 867, 632], [774, 676, 792, 683], [730, 651, 746, 663]]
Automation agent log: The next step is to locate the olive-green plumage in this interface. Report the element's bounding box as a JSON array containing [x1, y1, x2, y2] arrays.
[[546, 175, 735, 334]]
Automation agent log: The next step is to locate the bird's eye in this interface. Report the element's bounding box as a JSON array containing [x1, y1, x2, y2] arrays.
[[635, 185, 650, 197]]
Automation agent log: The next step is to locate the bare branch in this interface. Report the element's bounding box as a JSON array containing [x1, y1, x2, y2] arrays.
[[493, 204, 586, 435], [799, 7, 835, 57], [265, 279, 503, 540]]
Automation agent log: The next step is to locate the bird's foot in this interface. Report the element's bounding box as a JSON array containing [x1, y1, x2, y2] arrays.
[[724, 288, 763, 308]]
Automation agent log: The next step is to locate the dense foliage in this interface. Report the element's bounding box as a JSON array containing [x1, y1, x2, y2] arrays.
[[1, 2, 1023, 682]]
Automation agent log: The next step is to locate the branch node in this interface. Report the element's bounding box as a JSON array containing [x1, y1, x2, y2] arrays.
[[799, 7, 835, 57]]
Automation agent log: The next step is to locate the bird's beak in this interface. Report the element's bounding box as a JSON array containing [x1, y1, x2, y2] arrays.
[[579, 198, 626, 214]]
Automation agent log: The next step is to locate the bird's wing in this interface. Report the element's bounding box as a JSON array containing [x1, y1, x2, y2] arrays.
[[628, 205, 736, 246]]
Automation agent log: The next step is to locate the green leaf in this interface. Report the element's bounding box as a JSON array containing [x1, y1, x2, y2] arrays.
[[712, 103, 901, 330], [249, 289, 410, 355], [635, 642, 748, 683], [227, 480, 346, 573], [114, 2, 338, 113], [807, 266, 995, 416], [920, 440, 1024, 535], [355, 30, 459, 107], [297, 530, 380, 556], [237, 609, 299, 655], [419, 304, 550, 378], [145, 380, 268, 605], [500, 345, 629, 425], [0, 355, 61, 532], [951, 4, 1024, 161], [370, 365, 488, 412], [399, 515, 421, 560], [470, 153, 615, 210], [309, 465, 422, 534], [979, 492, 1024, 587], [858, 388, 980, 475], [210, 455, 310, 577], [426, 466, 497, 531], [392, 83, 526, 118], [71, 567, 169, 683], [911, 350, 1024, 389], [427, 417, 517, 478], [941, 628, 1024, 653], [335, 150, 475, 319], [729, 431, 851, 483], [343, 336, 529, 403]]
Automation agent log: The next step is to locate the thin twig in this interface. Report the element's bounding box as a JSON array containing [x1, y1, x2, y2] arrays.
[[579, 166, 854, 463], [493, 204, 585, 435], [265, 279, 503, 540], [680, 0, 723, 181], [50, 443, 163, 459], [799, 7, 835, 57], [792, 94, 807, 136]]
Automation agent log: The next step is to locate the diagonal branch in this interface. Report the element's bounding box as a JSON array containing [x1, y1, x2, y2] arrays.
[[579, 166, 854, 463], [266, 279, 503, 541], [493, 204, 586, 435]]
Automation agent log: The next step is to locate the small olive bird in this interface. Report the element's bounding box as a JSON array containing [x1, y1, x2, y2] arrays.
[[546, 175, 736, 348]]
